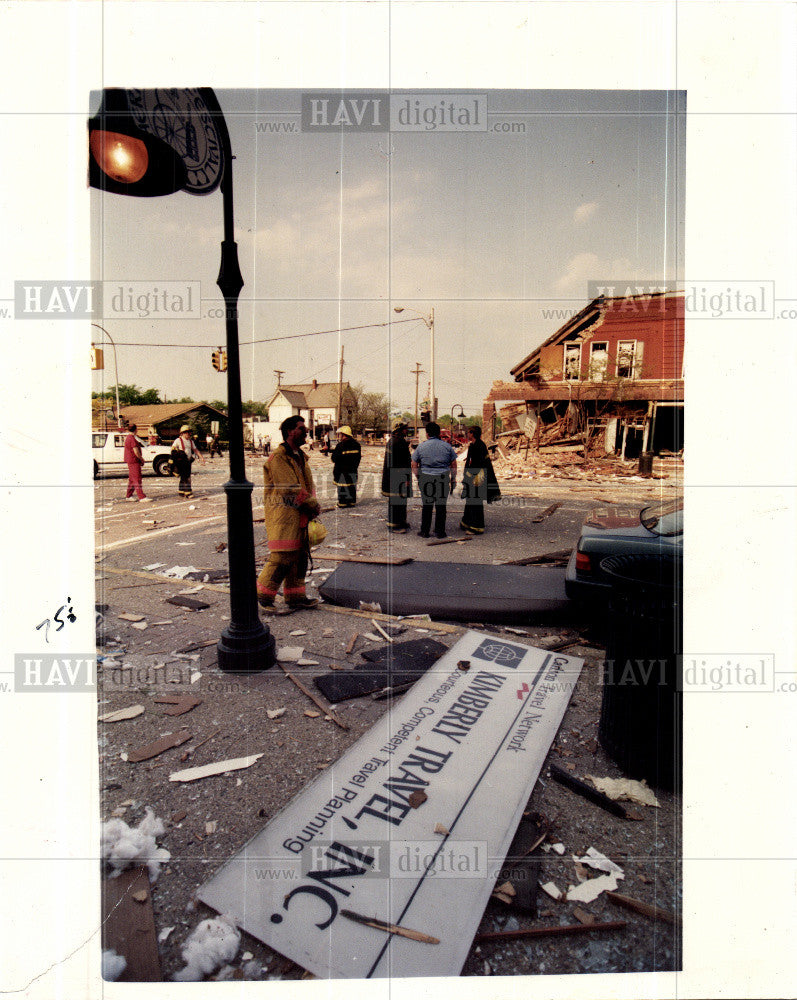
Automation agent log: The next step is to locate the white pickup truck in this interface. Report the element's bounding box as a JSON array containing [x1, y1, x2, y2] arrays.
[[92, 430, 173, 479]]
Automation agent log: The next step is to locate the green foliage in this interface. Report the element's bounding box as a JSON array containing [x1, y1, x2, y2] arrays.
[[242, 400, 269, 418], [348, 384, 389, 434], [209, 400, 228, 413], [104, 384, 163, 406]]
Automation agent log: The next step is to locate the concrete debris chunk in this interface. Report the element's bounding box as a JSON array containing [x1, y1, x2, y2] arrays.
[[276, 646, 304, 663], [266, 708, 286, 720], [118, 613, 145, 623], [587, 775, 661, 807], [434, 823, 450, 836]]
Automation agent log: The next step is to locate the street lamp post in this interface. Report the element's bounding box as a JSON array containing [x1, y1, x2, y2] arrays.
[[394, 306, 436, 420], [451, 403, 465, 441], [88, 88, 276, 673], [91, 323, 122, 428]]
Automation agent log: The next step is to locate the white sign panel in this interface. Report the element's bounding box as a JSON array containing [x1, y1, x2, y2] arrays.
[[198, 631, 583, 979]]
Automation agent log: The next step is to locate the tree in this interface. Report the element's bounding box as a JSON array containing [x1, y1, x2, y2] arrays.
[[242, 400, 269, 418], [209, 400, 228, 413], [348, 385, 389, 435]]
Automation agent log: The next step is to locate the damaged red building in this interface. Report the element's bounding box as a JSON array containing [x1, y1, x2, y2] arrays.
[[483, 291, 684, 459]]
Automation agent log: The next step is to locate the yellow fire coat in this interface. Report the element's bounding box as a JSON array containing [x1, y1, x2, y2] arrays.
[[263, 444, 320, 552]]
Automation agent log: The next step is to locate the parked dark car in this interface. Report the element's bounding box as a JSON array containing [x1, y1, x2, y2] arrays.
[[565, 497, 683, 603]]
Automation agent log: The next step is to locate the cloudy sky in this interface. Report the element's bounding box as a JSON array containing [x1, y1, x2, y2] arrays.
[[91, 88, 685, 415]]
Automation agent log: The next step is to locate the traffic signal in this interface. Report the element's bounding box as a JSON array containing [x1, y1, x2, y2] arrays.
[[212, 348, 228, 372]]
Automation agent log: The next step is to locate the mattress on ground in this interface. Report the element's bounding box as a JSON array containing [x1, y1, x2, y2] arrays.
[[318, 561, 570, 623]]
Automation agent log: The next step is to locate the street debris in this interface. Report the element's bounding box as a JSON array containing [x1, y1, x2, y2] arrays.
[[408, 789, 427, 808], [101, 807, 170, 880], [473, 920, 626, 943], [531, 503, 562, 523], [102, 949, 127, 981], [162, 565, 199, 579], [169, 754, 264, 783], [573, 906, 596, 925], [158, 926, 175, 943], [278, 662, 349, 730], [276, 646, 304, 663], [167, 595, 211, 610], [426, 535, 473, 546], [362, 632, 383, 642], [550, 763, 631, 818], [574, 846, 624, 878], [606, 891, 681, 926], [587, 775, 661, 807], [177, 585, 204, 595], [289, 630, 307, 637], [100, 705, 145, 723], [173, 915, 241, 982], [434, 823, 450, 836], [340, 909, 440, 945], [359, 601, 382, 613], [118, 613, 145, 623], [133, 890, 148, 903], [154, 696, 202, 717], [457, 660, 470, 671], [370, 619, 393, 643], [304, 710, 321, 718], [129, 621, 148, 630], [266, 708, 286, 720], [492, 881, 516, 905], [128, 730, 192, 763], [205, 821, 218, 835], [540, 881, 565, 901], [297, 658, 319, 666]]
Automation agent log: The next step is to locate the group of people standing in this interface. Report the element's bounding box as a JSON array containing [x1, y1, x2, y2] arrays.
[[381, 420, 500, 538]]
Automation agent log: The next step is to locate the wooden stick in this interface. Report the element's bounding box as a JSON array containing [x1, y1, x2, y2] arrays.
[[549, 763, 630, 818], [370, 619, 393, 643], [346, 632, 359, 654], [372, 680, 416, 701], [426, 535, 473, 546], [189, 728, 221, 754], [606, 892, 681, 926], [277, 663, 349, 731], [340, 909, 439, 944], [531, 502, 561, 523], [176, 639, 218, 653], [501, 548, 572, 566], [314, 554, 413, 566], [474, 920, 626, 943]]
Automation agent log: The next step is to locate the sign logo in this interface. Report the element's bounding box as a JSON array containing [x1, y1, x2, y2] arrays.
[[472, 639, 527, 669], [516, 682, 530, 700]]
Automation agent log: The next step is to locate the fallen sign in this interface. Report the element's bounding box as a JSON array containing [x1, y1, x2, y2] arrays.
[[197, 630, 583, 979]]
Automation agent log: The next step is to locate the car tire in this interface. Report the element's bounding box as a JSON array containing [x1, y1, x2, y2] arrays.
[[93, 460, 99, 479], [153, 456, 171, 477]]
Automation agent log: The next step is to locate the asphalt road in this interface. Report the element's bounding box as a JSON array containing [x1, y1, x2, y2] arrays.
[[95, 448, 682, 983]]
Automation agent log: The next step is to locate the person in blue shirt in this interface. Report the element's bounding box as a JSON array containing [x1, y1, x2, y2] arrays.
[[411, 422, 458, 538]]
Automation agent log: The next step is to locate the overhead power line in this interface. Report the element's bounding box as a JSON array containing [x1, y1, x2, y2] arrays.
[[107, 315, 420, 348]]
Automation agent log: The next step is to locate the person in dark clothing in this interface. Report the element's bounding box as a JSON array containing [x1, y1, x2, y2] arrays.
[[381, 420, 413, 532], [459, 425, 501, 534], [330, 425, 361, 507], [411, 421, 458, 539]]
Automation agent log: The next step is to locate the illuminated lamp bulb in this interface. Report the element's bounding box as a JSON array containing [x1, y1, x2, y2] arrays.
[[89, 130, 148, 184]]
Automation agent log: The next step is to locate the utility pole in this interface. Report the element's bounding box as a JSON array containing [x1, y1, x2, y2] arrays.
[[337, 346, 344, 426], [274, 369, 284, 388], [411, 362, 425, 438]]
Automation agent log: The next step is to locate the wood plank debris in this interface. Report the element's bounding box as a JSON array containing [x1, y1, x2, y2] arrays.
[[606, 891, 681, 926], [154, 695, 202, 717], [117, 612, 145, 622], [370, 620, 393, 643], [473, 920, 626, 944], [346, 632, 360, 654], [549, 763, 631, 818], [315, 554, 414, 566], [277, 663, 349, 731], [128, 729, 192, 763], [340, 910, 440, 945], [99, 705, 145, 723], [176, 639, 217, 653], [531, 502, 561, 523], [426, 535, 473, 546], [502, 548, 572, 567], [166, 595, 211, 610], [169, 754, 263, 782], [102, 866, 162, 981]]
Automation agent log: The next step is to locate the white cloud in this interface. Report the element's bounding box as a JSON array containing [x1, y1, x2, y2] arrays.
[[573, 201, 599, 224], [554, 252, 636, 296]]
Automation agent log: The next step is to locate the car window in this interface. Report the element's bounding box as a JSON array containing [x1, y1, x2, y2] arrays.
[[92, 433, 107, 447], [640, 499, 683, 536]]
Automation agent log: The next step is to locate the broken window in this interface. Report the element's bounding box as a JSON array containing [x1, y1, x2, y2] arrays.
[[617, 340, 637, 378], [563, 343, 580, 380], [588, 342, 608, 382]]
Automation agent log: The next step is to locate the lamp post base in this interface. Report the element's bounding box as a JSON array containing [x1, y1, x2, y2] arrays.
[[217, 624, 277, 674]]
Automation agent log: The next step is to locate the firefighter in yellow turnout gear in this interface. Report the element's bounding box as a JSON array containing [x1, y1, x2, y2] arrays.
[[256, 415, 320, 612]]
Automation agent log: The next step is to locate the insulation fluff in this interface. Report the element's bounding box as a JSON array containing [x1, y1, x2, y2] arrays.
[[101, 949, 127, 981], [173, 915, 241, 982], [101, 807, 171, 881]]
